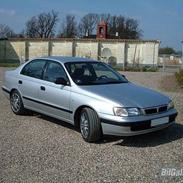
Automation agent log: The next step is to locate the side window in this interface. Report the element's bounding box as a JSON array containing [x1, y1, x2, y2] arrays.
[[21, 60, 46, 79], [43, 62, 68, 83]]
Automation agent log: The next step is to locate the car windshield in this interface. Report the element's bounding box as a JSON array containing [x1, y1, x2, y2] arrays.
[[65, 61, 128, 85]]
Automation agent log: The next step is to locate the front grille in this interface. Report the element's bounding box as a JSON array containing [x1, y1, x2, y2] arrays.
[[144, 105, 168, 115], [145, 108, 158, 114], [159, 106, 168, 113]]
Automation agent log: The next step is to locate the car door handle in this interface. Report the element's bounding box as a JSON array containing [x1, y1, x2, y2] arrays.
[[40, 86, 46, 91], [18, 80, 22, 84]]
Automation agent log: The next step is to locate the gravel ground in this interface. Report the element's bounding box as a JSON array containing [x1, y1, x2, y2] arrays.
[[0, 68, 183, 183]]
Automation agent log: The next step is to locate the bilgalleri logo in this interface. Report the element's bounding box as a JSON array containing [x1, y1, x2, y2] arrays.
[[161, 168, 183, 177]]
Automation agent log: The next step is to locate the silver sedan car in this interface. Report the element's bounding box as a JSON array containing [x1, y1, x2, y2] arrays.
[[2, 56, 177, 142]]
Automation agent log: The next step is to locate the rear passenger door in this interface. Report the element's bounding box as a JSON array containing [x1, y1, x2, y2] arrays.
[[19, 59, 46, 109], [38, 61, 72, 122]]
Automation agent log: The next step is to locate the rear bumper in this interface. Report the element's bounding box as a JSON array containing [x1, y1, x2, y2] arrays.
[[100, 110, 178, 136]]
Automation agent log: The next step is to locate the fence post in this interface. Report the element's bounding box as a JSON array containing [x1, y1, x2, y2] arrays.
[[25, 40, 29, 61], [163, 54, 166, 72], [152, 43, 156, 68], [72, 39, 76, 57], [123, 42, 128, 71], [48, 40, 52, 56], [98, 41, 102, 61]]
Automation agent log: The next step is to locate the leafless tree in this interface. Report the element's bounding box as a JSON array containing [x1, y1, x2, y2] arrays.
[[0, 24, 14, 38], [77, 13, 141, 39], [124, 18, 141, 39], [26, 10, 59, 38], [78, 13, 98, 37], [107, 15, 141, 39], [98, 13, 111, 23], [61, 15, 77, 38], [26, 17, 37, 38]]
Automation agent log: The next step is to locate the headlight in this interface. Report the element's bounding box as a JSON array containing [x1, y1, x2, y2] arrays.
[[168, 101, 174, 110], [113, 107, 141, 117]]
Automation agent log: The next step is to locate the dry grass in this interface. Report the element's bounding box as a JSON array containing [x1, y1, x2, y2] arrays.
[[160, 74, 182, 92], [175, 69, 183, 88]]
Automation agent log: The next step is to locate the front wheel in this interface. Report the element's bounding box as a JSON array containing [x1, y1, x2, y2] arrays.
[[10, 90, 26, 115], [80, 108, 102, 142]]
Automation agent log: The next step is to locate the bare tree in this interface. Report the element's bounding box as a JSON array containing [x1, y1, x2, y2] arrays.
[[26, 10, 59, 38], [78, 13, 98, 37], [0, 24, 14, 38], [61, 15, 77, 38], [77, 13, 141, 39], [107, 15, 118, 36], [106, 15, 141, 39], [124, 18, 141, 39], [26, 17, 38, 38], [98, 13, 111, 23]]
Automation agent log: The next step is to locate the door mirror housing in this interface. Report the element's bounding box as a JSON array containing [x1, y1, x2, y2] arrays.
[[121, 74, 126, 79], [55, 77, 69, 85]]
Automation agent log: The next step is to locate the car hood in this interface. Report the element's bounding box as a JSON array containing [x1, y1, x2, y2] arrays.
[[80, 82, 170, 108]]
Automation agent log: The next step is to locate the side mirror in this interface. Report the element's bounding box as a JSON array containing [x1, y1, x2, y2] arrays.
[[121, 74, 126, 79], [55, 77, 69, 85]]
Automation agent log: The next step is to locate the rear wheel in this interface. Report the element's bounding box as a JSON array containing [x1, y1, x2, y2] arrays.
[[80, 108, 102, 142], [10, 90, 26, 115]]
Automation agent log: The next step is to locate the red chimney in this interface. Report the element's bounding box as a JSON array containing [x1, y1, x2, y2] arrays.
[[97, 21, 107, 39]]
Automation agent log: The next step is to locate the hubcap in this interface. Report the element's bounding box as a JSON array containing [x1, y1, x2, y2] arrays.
[[10, 93, 21, 112], [80, 112, 89, 138]]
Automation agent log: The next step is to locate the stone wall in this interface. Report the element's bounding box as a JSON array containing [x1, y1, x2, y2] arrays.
[[0, 38, 160, 66], [51, 41, 73, 57]]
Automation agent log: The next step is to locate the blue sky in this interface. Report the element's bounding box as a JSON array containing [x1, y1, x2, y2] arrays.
[[0, 0, 182, 50]]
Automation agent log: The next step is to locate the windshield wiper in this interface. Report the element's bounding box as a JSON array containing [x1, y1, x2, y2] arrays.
[[106, 80, 128, 84], [78, 80, 128, 85]]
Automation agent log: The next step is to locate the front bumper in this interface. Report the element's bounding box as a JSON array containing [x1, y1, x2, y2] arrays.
[[99, 109, 178, 136]]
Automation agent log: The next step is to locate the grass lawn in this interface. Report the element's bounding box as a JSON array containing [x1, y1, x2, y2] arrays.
[[0, 59, 20, 67]]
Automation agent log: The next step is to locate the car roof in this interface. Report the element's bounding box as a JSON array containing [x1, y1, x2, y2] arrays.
[[37, 56, 97, 64]]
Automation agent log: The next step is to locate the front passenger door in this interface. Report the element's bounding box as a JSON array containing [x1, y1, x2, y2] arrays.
[[39, 61, 72, 122]]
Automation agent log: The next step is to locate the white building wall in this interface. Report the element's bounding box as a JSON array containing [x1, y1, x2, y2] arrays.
[[114, 43, 125, 64], [75, 42, 98, 59], [127, 43, 143, 64], [0, 39, 160, 66], [52, 41, 72, 56], [29, 42, 49, 59], [142, 42, 159, 65], [101, 42, 125, 63]]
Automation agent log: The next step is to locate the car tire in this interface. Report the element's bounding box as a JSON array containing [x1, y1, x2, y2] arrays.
[[80, 107, 102, 142], [10, 90, 26, 115]]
